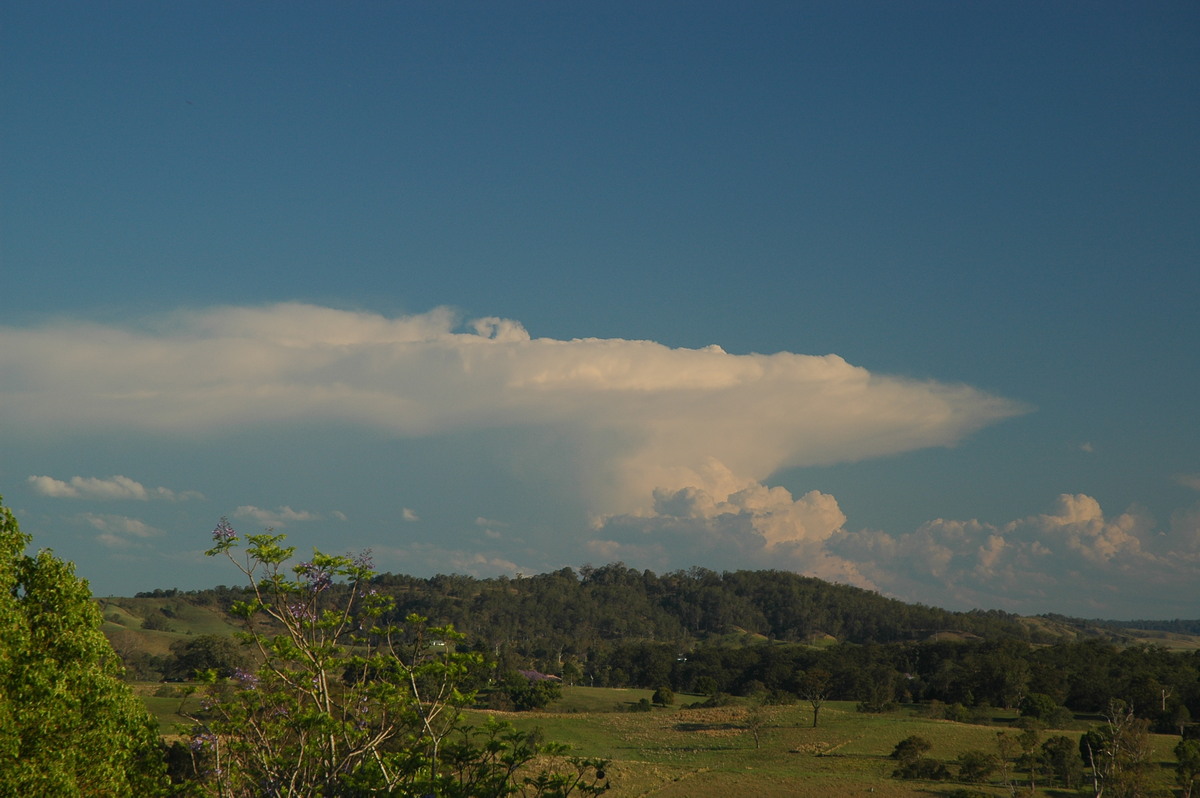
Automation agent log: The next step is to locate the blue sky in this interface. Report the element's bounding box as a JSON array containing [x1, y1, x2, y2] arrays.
[[2, 2, 1198, 618]]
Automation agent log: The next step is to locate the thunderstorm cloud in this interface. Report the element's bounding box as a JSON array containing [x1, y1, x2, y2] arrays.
[[2, 302, 1022, 517]]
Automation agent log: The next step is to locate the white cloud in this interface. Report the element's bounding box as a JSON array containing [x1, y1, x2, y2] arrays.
[[592, 467, 868, 588], [591, 481, 1200, 616], [28, 474, 202, 501], [82, 513, 164, 548], [233, 505, 319, 528], [371, 542, 523, 577], [2, 303, 1024, 518], [1176, 473, 1200, 492], [830, 494, 1197, 616], [402, 508, 420, 522]]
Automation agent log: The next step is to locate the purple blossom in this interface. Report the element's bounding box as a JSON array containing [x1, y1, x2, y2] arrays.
[[353, 549, 375, 572], [212, 518, 237, 543], [296, 561, 332, 592], [232, 667, 259, 690], [288, 602, 315, 622], [190, 731, 217, 752]]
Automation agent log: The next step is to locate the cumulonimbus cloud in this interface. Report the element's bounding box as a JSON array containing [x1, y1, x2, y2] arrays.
[[1, 303, 1025, 517]]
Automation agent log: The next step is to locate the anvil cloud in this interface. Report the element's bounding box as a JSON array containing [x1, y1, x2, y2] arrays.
[[1, 303, 1021, 516]]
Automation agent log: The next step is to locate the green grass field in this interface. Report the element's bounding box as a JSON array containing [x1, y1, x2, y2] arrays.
[[487, 693, 1183, 798], [137, 682, 1185, 797], [103, 602, 1190, 798]]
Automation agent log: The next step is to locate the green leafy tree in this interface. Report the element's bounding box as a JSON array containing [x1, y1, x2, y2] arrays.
[[890, 735, 947, 781], [165, 634, 249, 681], [995, 730, 1020, 796], [1176, 739, 1200, 798], [799, 668, 832, 728], [651, 686, 674, 707], [1080, 700, 1153, 798], [891, 734, 932, 764], [955, 749, 998, 783], [502, 672, 563, 712], [193, 518, 607, 797], [1021, 692, 1072, 727], [1042, 735, 1084, 789], [0, 498, 169, 796]]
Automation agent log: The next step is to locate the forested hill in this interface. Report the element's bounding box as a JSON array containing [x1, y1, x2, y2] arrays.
[[168, 564, 1043, 651]]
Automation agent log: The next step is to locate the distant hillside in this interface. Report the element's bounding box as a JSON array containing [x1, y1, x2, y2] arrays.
[[1035, 613, 1200, 650], [104, 567, 1200, 720], [126, 564, 1050, 654]]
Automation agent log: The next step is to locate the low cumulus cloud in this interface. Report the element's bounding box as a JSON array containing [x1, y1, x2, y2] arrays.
[[1176, 473, 1200, 492], [371, 542, 523, 578], [830, 494, 1200, 616], [28, 474, 203, 501], [592, 461, 868, 588], [82, 513, 164, 548], [2, 303, 1023, 518], [594, 485, 1200, 617], [233, 505, 320, 528]]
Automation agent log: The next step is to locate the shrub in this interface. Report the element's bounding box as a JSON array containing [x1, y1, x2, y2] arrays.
[[956, 749, 998, 782], [651, 686, 675, 706]]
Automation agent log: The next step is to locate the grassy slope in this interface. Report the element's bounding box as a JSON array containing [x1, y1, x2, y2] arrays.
[[493, 693, 1182, 798], [97, 596, 1195, 794], [136, 685, 1186, 797]]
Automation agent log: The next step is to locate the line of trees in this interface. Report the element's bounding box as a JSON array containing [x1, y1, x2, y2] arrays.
[[155, 563, 1200, 735], [891, 698, 1200, 798]]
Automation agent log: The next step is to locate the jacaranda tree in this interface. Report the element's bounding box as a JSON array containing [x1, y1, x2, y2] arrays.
[[190, 518, 607, 796], [0, 498, 169, 796]]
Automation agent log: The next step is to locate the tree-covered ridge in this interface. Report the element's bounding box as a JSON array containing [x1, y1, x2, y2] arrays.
[[289, 564, 1037, 650], [145, 563, 1200, 738]]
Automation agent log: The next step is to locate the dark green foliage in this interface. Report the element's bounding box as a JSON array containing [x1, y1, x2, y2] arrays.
[[164, 634, 248, 680], [893, 758, 949, 780], [140, 612, 173, 632], [1020, 692, 1073, 727], [955, 749, 998, 782], [1042, 734, 1084, 788], [502, 672, 563, 711], [1176, 738, 1200, 798], [0, 498, 169, 796], [891, 735, 933, 763], [179, 564, 1037, 671], [134, 565, 1200, 727], [651, 686, 674, 706]]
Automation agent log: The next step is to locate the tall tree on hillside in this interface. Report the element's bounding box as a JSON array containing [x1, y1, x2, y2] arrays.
[[1176, 739, 1200, 798], [0, 498, 168, 796], [799, 668, 832, 728], [1081, 699, 1153, 798]]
